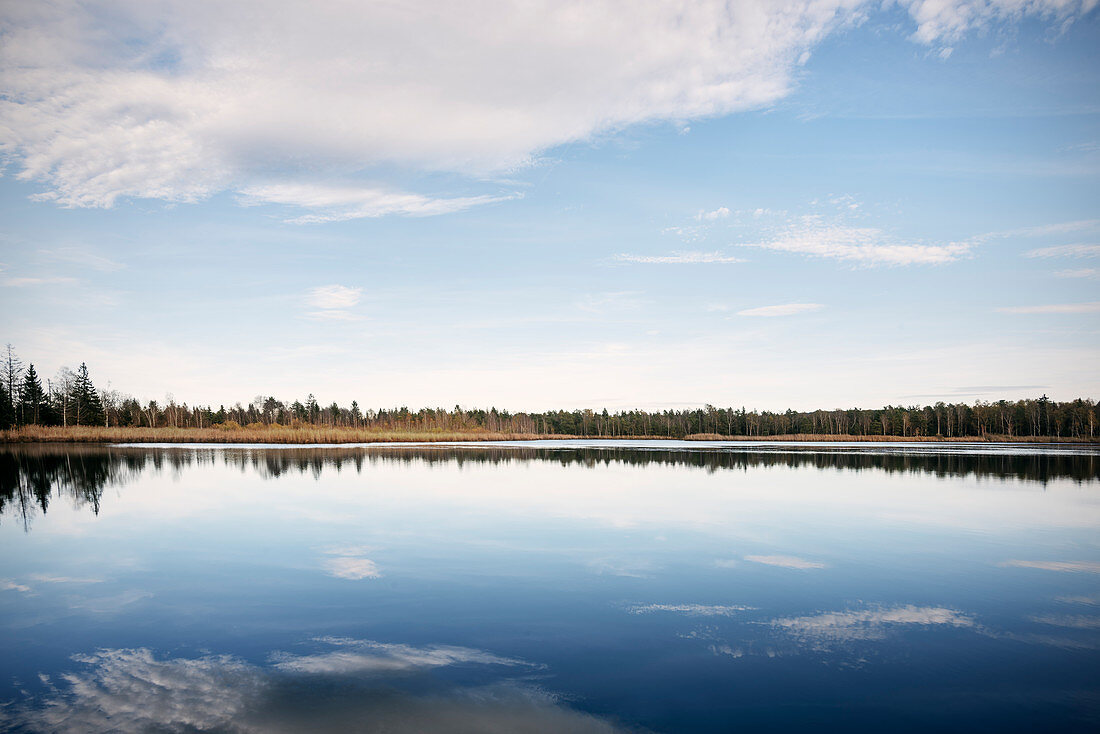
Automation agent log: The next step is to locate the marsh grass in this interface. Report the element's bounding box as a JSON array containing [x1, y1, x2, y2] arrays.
[[0, 425, 572, 444], [1, 426, 1094, 444]]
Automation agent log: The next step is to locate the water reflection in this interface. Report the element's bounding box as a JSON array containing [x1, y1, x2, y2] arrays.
[[3, 442, 1097, 528], [13, 640, 623, 734], [1, 442, 1098, 732]]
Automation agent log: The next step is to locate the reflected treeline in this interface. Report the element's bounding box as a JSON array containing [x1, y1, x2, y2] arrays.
[[3, 444, 1098, 528]]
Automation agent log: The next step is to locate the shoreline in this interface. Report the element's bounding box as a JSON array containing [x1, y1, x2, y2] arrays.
[[2, 426, 1097, 445]]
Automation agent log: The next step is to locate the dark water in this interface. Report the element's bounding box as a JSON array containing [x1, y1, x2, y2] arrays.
[[1, 440, 1098, 733]]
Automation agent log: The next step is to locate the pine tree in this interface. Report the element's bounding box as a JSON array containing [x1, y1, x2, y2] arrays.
[[20, 364, 46, 425], [72, 362, 105, 426]]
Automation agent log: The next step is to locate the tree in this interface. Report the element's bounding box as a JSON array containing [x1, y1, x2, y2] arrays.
[[72, 362, 105, 427], [3, 344, 24, 422], [0, 381, 13, 429], [53, 367, 77, 427], [20, 364, 46, 425]]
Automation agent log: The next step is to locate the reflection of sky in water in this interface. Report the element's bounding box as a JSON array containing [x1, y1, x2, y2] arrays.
[[1, 442, 1098, 732]]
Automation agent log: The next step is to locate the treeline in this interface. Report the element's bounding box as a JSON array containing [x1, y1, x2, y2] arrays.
[[1, 346, 1097, 439]]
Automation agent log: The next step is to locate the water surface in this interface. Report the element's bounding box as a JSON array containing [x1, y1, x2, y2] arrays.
[[1, 441, 1098, 732]]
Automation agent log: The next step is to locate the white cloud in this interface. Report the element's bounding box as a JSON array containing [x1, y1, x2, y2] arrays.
[[736, 219, 973, 265], [771, 605, 973, 643], [744, 554, 827, 568], [1026, 244, 1100, 258], [306, 285, 361, 310], [0, 0, 858, 212], [1001, 560, 1100, 573], [736, 303, 824, 318], [1054, 268, 1099, 278], [2, 276, 78, 287], [239, 183, 515, 223], [697, 207, 731, 221], [627, 603, 755, 616], [1007, 219, 1100, 238], [3, 1, 1084, 215], [996, 302, 1100, 314], [902, 0, 1094, 45], [615, 251, 744, 264]]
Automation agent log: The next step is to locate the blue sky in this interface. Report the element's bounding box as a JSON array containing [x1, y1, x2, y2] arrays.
[[1, 0, 1098, 411]]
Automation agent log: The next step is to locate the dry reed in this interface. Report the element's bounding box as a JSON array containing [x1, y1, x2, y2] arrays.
[[1, 426, 1095, 444]]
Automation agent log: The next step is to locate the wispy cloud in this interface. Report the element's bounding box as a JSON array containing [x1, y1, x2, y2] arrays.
[[902, 0, 1094, 46], [1025, 244, 1100, 258], [1008, 219, 1100, 238], [305, 310, 362, 322], [615, 251, 744, 264], [735, 220, 972, 265], [306, 285, 361, 310], [996, 302, 1100, 315], [744, 554, 827, 569], [1001, 560, 1100, 573], [1, 579, 32, 593], [2, 276, 78, 287], [40, 247, 125, 272], [1054, 268, 1099, 278], [240, 183, 516, 224], [736, 304, 824, 318]]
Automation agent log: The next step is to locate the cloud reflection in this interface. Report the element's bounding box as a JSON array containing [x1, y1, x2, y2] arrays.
[[271, 637, 535, 675], [321, 546, 383, 580], [14, 639, 623, 733], [771, 605, 974, 644], [744, 555, 827, 570], [1001, 560, 1100, 573], [628, 604, 755, 617]]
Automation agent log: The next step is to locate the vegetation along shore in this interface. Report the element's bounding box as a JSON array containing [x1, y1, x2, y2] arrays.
[[1, 347, 1097, 443]]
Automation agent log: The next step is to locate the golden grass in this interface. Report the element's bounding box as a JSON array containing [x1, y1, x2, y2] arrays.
[[0, 425, 571, 444], [1, 425, 1094, 444]]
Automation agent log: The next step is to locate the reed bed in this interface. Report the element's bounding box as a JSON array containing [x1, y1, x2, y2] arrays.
[[1, 426, 1094, 444], [0, 425, 572, 444]]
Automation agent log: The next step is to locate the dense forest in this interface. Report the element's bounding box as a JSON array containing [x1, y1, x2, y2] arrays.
[[1, 345, 1097, 439]]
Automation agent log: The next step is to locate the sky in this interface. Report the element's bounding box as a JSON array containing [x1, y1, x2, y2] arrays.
[[0, 0, 1098, 412]]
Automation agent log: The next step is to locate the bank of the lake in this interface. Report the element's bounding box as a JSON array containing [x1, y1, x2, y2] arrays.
[[2, 425, 1097, 444]]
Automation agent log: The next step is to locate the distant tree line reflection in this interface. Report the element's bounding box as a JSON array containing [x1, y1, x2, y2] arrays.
[[2, 444, 1097, 528]]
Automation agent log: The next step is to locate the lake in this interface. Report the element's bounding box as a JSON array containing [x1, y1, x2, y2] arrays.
[[1, 441, 1098, 732]]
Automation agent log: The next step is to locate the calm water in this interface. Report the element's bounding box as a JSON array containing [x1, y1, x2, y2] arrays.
[[1, 441, 1098, 732]]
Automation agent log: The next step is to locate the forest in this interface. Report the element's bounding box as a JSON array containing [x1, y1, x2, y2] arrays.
[[1, 345, 1097, 439]]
